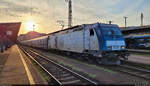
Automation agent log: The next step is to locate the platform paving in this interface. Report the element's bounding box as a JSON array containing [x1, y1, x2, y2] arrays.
[[0, 45, 30, 85], [0, 45, 47, 85]]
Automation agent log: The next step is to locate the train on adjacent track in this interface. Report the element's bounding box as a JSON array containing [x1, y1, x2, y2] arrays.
[[125, 35, 150, 49], [20, 23, 129, 65]]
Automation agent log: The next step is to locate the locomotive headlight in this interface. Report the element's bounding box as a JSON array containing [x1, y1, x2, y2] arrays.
[[121, 46, 125, 50], [107, 46, 112, 50]]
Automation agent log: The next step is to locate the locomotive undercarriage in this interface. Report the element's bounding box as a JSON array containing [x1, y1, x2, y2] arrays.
[[49, 49, 130, 65], [23, 45, 129, 65], [84, 50, 129, 65], [101, 51, 129, 65]]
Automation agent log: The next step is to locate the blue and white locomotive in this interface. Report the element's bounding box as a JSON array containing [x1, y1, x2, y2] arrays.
[[21, 23, 129, 65]]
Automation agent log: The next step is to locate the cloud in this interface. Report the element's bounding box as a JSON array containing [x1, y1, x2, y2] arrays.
[[0, 0, 41, 17], [0, 0, 150, 34]]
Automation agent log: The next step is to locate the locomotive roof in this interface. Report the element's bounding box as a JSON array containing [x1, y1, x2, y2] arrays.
[[22, 23, 119, 42], [47, 23, 119, 35]]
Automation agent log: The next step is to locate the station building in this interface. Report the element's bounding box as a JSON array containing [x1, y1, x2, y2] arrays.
[[0, 22, 21, 51], [0, 22, 21, 43], [120, 25, 150, 36]]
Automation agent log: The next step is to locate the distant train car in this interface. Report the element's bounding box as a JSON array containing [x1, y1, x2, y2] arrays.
[[21, 23, 129, 65], [125, 35, 150, 49], [24, 36, 48, 49]]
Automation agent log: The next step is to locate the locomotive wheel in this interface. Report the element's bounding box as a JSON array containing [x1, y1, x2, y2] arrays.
[[83, 56, 92, 63], [96, 58, 102, 64]]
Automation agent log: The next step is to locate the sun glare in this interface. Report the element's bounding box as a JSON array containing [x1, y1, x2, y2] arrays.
[[25, 21, 38, 31]]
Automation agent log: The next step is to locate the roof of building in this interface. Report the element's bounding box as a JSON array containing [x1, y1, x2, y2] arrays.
[[120, 25, 150, 31], [0, 22, 21, 43]]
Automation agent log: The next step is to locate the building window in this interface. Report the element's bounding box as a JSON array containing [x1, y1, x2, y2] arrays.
[[90, 29, 94, 36], [6, 31, 12, 36]]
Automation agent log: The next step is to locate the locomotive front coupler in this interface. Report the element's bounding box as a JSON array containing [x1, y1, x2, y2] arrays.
[[119, 50, 130, 60], [102, 51, 119, 60]]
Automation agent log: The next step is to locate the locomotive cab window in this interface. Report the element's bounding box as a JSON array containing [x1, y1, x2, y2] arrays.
[[90, 29, 94, 36]]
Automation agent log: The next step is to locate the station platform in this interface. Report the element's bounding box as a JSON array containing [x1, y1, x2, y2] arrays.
[[0, 45, 47, 85]]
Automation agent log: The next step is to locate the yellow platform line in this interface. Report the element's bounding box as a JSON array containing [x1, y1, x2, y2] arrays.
[[17, 46, 35, 85]]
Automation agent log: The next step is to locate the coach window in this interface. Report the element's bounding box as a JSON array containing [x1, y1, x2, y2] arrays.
[[90, 29, 94, 36]]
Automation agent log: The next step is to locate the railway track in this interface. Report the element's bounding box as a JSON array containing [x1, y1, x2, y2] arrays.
[[19, 46, 97, 85], [127, 49, 150, 54], [21, 46, 150, 82], [109, 63, 150, 81]]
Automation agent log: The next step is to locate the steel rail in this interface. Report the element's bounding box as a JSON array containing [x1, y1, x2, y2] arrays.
[[20, 46, 97, 85], [116, 64, 150, 80], [127, 49, 150, 54], [19, 46, 62, 85]]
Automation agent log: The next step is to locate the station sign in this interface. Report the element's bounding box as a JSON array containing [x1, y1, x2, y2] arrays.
[[6, 31, 12, 36]]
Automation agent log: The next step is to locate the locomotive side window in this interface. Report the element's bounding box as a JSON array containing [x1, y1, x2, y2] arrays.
[[90, 29, 94, 36]]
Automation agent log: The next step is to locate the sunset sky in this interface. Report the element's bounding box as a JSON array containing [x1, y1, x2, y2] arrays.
[[0, 0, 149, 35]]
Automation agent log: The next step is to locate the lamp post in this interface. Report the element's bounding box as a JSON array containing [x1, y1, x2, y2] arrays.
[[124, 16, 128, 28], [141, 13, 144, 26]]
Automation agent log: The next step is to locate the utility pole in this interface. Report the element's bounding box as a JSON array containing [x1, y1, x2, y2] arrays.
[[124, 16, 128, 28], [141, 13, 144, 26], [65, 0, 72, 28], [30, 0, 33, 16], [33, 24, 35, 31]]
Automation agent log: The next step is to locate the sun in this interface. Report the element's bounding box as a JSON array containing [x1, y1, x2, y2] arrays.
[[25, 21, 38, 31]]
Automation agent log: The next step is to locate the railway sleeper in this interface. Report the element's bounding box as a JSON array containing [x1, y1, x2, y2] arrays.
[[46, 66, 59, 70], [60, 73, 71, 77], [50, 71, 68, 77], [50, 70, 67, 75], [49, 68, 66, 72], [118, 70, 150, 80], [55, 73, 71, 78], [122, 65, 150, 73], [140, 74, 150, 77], [59, 76, 76, 82], [131, 70, 150, 75], [60, 78, 79, 83], [62, 79, 81, 85]]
